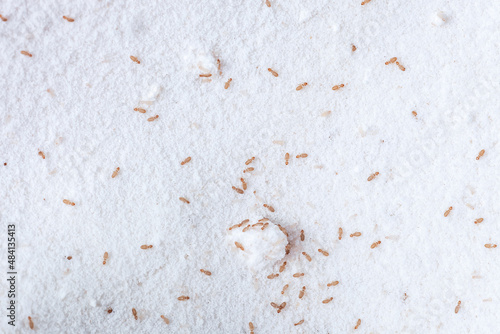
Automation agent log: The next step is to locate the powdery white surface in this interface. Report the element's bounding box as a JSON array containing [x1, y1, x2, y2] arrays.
[[0, 0, 499, 333]]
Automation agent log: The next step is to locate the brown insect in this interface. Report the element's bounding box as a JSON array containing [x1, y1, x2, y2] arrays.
[[140, 245, 153, 249], [318, 249, 329, 256], [444, 206, 453, 217], [322, 297, 333, 304], [265, 0, 271, 7], [161, 315, 169, 324], [235, 241, 244, 251], [279, 261, 287, 273], [252, 222, 264, 228], [455, 301, 461, 314], [270, 302, 279, 309], [277, 302, 286, 313], [371, 241, 381, 249], [243, 167, 254, 173], [249, 322, 254, 331], [21, 51, 32, 57], [200, 269, 212, 276], [232, 186, 244, 194], [332, 84, 344, 90], [385, 57, 397, 65], [242, 225, 251, 232], [327, 281, 339, 287], [239, 178, 247, 190], [294, 319, 304, 326], [216, 59, 222, 75], [285, 243, 291, 255], [355, 319, 361, 329], [111, 167, 120, 178], [263, 204, 275, 212], [63, 199, 75, 206], [67, 256, 72, 260], [396, 61, 406, 71], [352, 44, 357, 52], [299, 286, 306, 299], [199, 73, 212, 77], [350, 232, 362, 237], [300, 229, 305, 241], [28, 316, 34, 329], [296, 153, 308, 158], [412, 111, 417, 117], [228, 221, 245, 230], [281, 284, 289, 294], [38, 151, 45, 159], [261, 222, 269, 230], [267, 273, 279, 279], [132, 308, 138, 320], [321, 110, 332, 117], [485, 244, 497, 248], [302, 252, 312, 262], [103, 252, 108, 265], [181, 157, 191, 165], [63, 16, 75, 22], [285, 152, 290, 165], [107, 308, 113, 313], [179, 197, 190, 204], [134, 107, 146, 113], [474, 218, 484, 224], [177, 296, 190, 301], [130, 56, 140, 64], [367, 172, 379, 181], [268, 68, 278, 77], [476, 149, 485, 160], [147, 115, 159, 122], [0, 14, 7, 21], [293, 273, 304, 278], [259, 218, 269, 223], [245, 157, 255, 165], [277, 224, 288, 237], [224, 78, 232, 89], [361, 0, 371, 4], [296, 82, 308, 91]]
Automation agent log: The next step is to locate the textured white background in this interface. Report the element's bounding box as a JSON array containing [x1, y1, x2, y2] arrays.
[[0, 0, 499, 333]]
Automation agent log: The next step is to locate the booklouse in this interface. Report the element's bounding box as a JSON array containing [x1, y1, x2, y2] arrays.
[[268, 68, 278, 77], [396, 61, 406, 71], [63, 16, 74, 22], [111, 167, 120, 178], [412, 111, 417, 117], [245, 157, 255, 165], [107, 308, 113, 313], [265, 0, 271, 7], [302, 252, 312, 262], [355, 319, 361, 329], [475, 218, 484, 224], [322, 297, 333, 304], [294, 319, 304, 326], [252, 223, 264, 228], [281, 284, 289, 294], [235, 241, 244, 250], [261, 222, 269, 230], [327, 281, 339, 287], [0, 14, 7, 21], [199, 73, 212, 77], [263, 204, 275, 212], [240, 178, 247, 190], [63, 199, 75, 206], [161, 315, 169, 324], [147, 115, 159, 122], [67, 256, 72, 260], [371, 241, 382, 249], [285, 244, 291, 255], [285, 153, 290, 165], [476, 149, 485, 160], [217, 59, 221, 75], [130, 56, 140, 64], [332, 84, 344, 91], [179, 197, 190, 204], [232, 186, 244, 194], [224, 78, 232, 89], [361, 0, 371, 4], [350, 232, 362, 237], [132, 308, 138, 320], [242, 225, 251, 232], [28, 316, 34, 329], [140, 245, 153, 249], [444, 206, 453, 217], [455, 301, 461, 313], [352, 45, 357, 52], [181, 157, 191, 165], [134, 107, 146, 113], [339, 227, 343, 240], [385, 57, 397, 65], [300, 230, 305, 241], [243, 167, 254, 173], [293, 273, 304, 278], [279, 261, 287, 272], [249, 322, 254, 331], [485, 244, 497, 248], [367, 172, 379, 181], [296, 153, 308, 158], [267, 273, 279, 279], [103, 252, 108, 265], [318, 249, 329, 256], [200, 269, 212, 276], [296, 83, 308, 91], [21, 51, 32, 57], [270, 302, 278, 309], [38, 151, 45, 159], [177, 296, 190, 301], [277, 224, 288, 237], [299, 286, 306, 299], [277, 302, 286, 313]]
